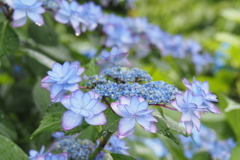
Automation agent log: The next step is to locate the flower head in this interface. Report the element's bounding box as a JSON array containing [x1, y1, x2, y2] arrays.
[[182, 78, 220, 114], [29, 145, 45, 160], [96, 47, 131, 72], [54, 0, 86, 35], [44, 153, 68, 160], [41, 61, 84, 103], [61, 90, 107, 131], [5, 0, 46, 27], [111, 96, 157, 138], [171, 90, 205, 134], [105, 135, 130, 155]]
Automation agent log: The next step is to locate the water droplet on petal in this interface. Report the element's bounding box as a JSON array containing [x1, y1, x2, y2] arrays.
[[35, 22, 42, 26], [75, 32, 80, 36]]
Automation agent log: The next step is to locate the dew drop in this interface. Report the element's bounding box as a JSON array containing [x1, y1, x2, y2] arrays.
[[35, 22, 42, 26], [75, 32, 80, 36]]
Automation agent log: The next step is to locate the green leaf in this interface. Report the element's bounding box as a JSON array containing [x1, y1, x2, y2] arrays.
[[221, 9, 240, 23], [160, 135, 188, 160], [103, 153, 113, 160], [0, 135, 28, 160], [155, 114, 186, 135], [32, 78, 51, 114], [96, 108, 121, 139], [31, 103, 66, 139], [28, 18, 58, 46], [110, 153, 136, 160], [83, 58, 99, 76], [127, 141, 159, 160], [221, 96, 240, 143], [0, 21, 19, 58], [0, 109, 17, 141], [230, 144, 240, 160], [191, 150, 212, 160], [155, 116, 179, 144]]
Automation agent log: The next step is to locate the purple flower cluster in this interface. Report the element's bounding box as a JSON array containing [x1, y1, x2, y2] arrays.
[[171, 78, 220, 134], [54, 0, 102, 36], [111, 96, 157, 138], [4, 0, 214, 72], [41, 61, 108, 131], [61, 90, 107, 131], [96, 47, 132, 72], [41, 61, 84, 103], [5, 0, 46, 27]]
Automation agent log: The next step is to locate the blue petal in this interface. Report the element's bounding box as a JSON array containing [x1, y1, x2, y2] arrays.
[[137, 101, 148, 112], [61, 95, 72, 110], [62, 110, 82, 131], [62, 61, 70, 76], [55, 12, 69, 24], [190, 95, 203, 107], [111, 102, 126, 117], [118, 104, 132, 117], [82, 93, 91, 106], [13, 9, 26, 20], [19, 0, 37, 6], [70, 97, 81, 113], [84, 99, 97, 110], [118, 117, 135, 136], [63, 83, 78, 92], [136, 117, 150, 130], [118, 127, 135, 139], [48, 71, 60, 78], [50, 84, 63, 98], [80, 110, 90, 117], [92, 102, 107, 114], [85, 112, 106, 125], [73, 90, 84, 104], [130, 96, 140, 113], [184, 121, 194, 134], [12, 17, 27, 27], [27, 11, 44, 25], [68, 75, 81, 83], [52, 63, 63, 76], [180, 110, 192, 122]]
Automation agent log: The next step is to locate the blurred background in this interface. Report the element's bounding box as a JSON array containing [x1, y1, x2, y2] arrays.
[[0, 0, 240, 159]]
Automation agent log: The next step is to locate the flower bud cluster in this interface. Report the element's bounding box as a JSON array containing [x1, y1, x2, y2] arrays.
[[85, 74, 107, 87], [93, 67, 180, 104], [102, 66, 152, 82], [56, 138, 95, 160]]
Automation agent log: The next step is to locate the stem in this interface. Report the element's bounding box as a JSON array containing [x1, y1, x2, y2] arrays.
[[79, 86, 93, 89], [89, 132, 113, 159], [152, 104, 178, 111]]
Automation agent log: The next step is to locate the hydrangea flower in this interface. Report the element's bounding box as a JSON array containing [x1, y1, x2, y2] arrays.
[[54, 0, 86, 36], [5, 0, 46, 27], [79, 2, 102, 32], [182, 78, 220, 114], [44, 153, 68, 160], [96, 47, 131, 72], [41, 61, 84, 103], [61, 90, 107, 131], [29, 145, 45, 160], [171, 90, 206, 134], [104, 25, 133, 50], [111, 96, 157, 138], [105, 135, 130, 155]]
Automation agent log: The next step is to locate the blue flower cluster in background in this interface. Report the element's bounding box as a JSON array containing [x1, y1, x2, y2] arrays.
[[179, 125, 236, 160], [2, 0, 215, 73]]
